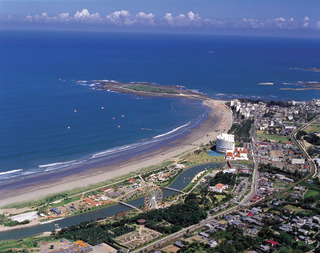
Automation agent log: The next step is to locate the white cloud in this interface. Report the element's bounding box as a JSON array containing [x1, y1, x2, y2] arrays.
[[19, 9, 320, 31], [274, 17, 286, 22], [74, 9, 103, 23], [105, 10, 155, 26], [25, 15, 33, 22], [106, 10, 136, 25], [58, 13, 71, 22], [136, 12, 155, 25], [163, 11, 201, 27], [303, 16, 309, 28]]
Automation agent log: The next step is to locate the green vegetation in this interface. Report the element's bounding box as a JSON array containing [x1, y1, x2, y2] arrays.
[[125, 85, 179, 94], [259, 163, 304, 181], [0, 237, 40, 252], [0, 214, 30, 227], [257, 132, 289, 144], [54, 221, 134, 246], [296, 130, 307, 140], [304, 122, 320, 134], [210, 171, 236, 186], [179, 225, 262, 253], [228, 119, 253, 142], [304, 189, 320, 199], [283, 205, 304, 214], [51, 194, 207, 247], [304, 133, 320, 145]]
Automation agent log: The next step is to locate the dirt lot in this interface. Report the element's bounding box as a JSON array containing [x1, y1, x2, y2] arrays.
[[162, 244, 180, 253]]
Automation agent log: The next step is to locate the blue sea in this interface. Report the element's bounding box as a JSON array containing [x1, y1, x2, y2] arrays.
[[0, 30, 319, 186]]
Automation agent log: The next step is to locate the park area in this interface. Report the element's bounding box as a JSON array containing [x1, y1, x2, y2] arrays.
[[304, 120, 320, 134], [114, 227, 162, 250], [257, 131, 289, 144]]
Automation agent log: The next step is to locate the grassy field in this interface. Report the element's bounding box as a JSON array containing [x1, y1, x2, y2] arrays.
[[214, 195, 226, 202], [0, 236, 50, 251], [304, 122, 320, 134], [185, 151, 225, 164], [257, 131, 289, 144], [304, 189, 320, 199], [125, 84, 178, 94], [284, 205, 304, 214]]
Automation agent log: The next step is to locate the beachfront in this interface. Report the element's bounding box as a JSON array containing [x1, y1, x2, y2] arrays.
[[0, 98, 232, 207]]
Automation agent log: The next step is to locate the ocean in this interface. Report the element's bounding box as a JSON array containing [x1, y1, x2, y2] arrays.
[[0, 30, 319, 185]]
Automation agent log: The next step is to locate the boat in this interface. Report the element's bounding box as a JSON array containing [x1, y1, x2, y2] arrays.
[[258, 82, 274, 85]]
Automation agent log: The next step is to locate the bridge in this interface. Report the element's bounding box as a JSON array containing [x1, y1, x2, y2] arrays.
[[118, 201, 142, 212], [162, 186, 185, 194]]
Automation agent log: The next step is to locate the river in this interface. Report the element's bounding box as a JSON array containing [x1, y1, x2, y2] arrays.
[[0, 162, 232, 241]]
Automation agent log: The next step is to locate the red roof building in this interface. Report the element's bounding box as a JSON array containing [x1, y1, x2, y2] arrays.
[[267, 240, 279, 246]]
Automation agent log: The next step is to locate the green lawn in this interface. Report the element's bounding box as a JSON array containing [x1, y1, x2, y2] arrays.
[[0, 237, 40, 251], [304, 189, 320, 199], [214, 195, 226, 202], [125, 84, 178, 94], [284, 205, 304, 214], [257, 132, 289, 143], [304, 122, 320, 134], [186, 151, 225, 163]]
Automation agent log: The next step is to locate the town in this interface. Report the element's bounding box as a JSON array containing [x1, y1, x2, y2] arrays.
[[1, 98, 320, 253]]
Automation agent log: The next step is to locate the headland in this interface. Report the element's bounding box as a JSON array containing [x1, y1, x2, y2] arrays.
[[0, 82, 233, 207]]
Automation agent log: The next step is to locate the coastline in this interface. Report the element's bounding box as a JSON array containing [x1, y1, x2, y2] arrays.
[[0, 93, 232, 207]]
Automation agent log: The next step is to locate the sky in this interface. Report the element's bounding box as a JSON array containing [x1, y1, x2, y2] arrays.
[[1, 0, 320, 37]]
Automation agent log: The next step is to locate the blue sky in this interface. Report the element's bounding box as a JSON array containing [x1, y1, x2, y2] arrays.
[[1, 0, 320, 37]]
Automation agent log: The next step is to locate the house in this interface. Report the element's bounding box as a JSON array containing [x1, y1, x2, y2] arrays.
[[210, 220, 219, 227], [267, 240, 279, 246], [174, 241, 185, 248], [298, 228, 309, 235], [206, 224, 214, 230], [199, 232, 209, 238], [224, 215, 235, 222], [279, 223, 293, 232], [291, 158, 305, 165], [102, 187, 111, 192], [260, 245, 270, 252], [50, 207, 62, 215], [225, 147, 248, 160], [210, 183, 229, 193], [207, 240, 218, 248]]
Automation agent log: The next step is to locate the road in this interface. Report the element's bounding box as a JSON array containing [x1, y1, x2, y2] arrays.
[[241, 111, 259, 205], [291, 115, 319, 178]]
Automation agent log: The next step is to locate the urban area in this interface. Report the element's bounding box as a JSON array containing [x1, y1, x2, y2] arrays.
[[1, 98, 320, 253]]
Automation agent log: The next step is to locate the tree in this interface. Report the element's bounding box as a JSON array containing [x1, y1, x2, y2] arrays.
[[307, 147, 315, 156]]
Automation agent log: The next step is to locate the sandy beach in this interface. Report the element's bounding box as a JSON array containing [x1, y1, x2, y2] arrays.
[[0, 98, 232, 207]]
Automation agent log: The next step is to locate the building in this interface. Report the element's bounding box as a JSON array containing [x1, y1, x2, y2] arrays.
[[10, 212, 38, 223], [48, 240, 93, 253], [50, 207, 62, 215], [93, 243, 117, 253], [225, 147, 248, 160], [210, 183, 229, 193], [216, 133, 235, 153]]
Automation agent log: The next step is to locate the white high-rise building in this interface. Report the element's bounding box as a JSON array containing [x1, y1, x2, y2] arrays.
[[216, 133, 235, 153]]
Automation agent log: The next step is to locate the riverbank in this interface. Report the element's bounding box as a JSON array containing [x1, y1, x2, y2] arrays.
[[0, 91, 232, 207]]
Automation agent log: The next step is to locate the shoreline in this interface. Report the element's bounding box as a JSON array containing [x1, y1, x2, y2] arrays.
[[0, 92, 232, 207]]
